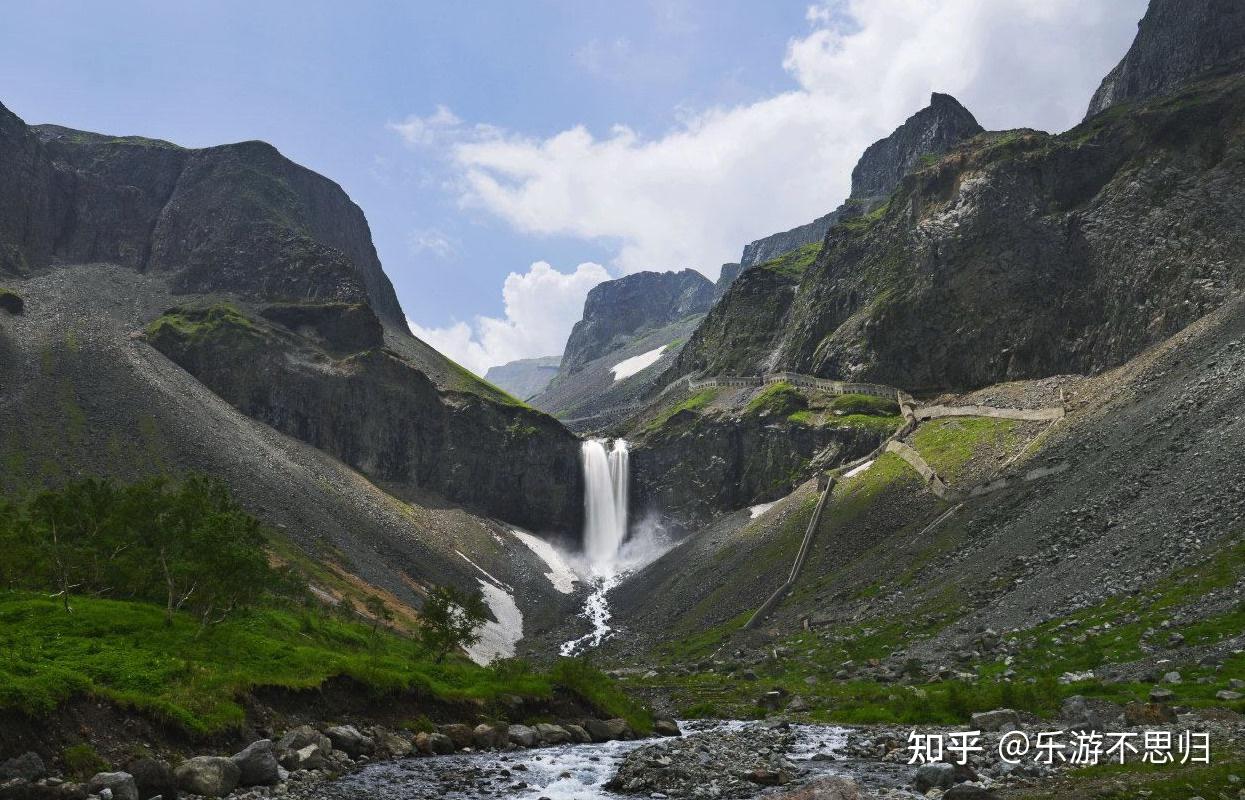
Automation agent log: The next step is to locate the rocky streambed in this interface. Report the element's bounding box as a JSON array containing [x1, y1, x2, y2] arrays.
[[284, 721, 924, 800]]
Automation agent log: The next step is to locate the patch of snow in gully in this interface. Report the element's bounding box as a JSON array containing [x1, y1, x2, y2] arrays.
[[844, 458, 875, 478], [464, 578, 523, 665], [510, 527, 578, 594], [748, 501, 776, 519], [609, 345, 666, 382]]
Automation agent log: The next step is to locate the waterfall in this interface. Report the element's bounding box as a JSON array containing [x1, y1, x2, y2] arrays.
[[580, 438, 629, 574]]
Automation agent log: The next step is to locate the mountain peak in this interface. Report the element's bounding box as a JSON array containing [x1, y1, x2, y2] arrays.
[[849, 91, 983, 202], [1085, 0, 1245, 119]]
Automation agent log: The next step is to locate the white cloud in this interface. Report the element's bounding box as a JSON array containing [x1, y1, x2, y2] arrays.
[[393, 0, 1144, 279], [408, 261, 610, 374], [408, 228, 456, 260], [387, 105, 462, 147]]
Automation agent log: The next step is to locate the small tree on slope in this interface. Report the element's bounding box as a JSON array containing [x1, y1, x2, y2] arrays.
[[418, 585, 488, 663]]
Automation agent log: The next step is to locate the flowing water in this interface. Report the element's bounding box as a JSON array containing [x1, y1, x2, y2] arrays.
[[560, 439, 633, 655], [314, 721, 861, 800], [579, 438, 629, 570]]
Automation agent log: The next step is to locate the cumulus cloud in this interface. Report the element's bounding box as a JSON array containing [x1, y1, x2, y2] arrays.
[[408, 261, 610, 374], [394, 0, 1143, 278]]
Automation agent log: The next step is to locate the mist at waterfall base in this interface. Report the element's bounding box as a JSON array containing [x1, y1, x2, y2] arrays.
[[559, 439, 671, 656]]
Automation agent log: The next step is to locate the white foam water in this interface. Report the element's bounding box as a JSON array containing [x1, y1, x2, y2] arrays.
[[580, 438, 630, 574]]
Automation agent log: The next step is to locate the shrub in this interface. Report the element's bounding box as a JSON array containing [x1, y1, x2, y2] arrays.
[[62, 743, 108, 780]]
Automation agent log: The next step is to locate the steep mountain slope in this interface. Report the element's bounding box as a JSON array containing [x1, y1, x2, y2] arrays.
[[668, 71, 1245, 392], [533, 269, 714, 427], [582, 0, 1245, 713], [0, 102, 589, 645], [0, 266, 580, 638], [736, 93, 983, 270], [485, 355, 561, 400], [555, 269, 713, 377], [1085, 0, 1245, 118], [604, 295, 1245, 689]]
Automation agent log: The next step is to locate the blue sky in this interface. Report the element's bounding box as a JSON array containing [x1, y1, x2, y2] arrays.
[[0, 1, 1145, 373]]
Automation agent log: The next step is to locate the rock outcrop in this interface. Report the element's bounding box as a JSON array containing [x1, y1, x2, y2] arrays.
[[713, 262, 743, 301], [671, 63, 1245, 391], [737, 93, 983, 269], [557, 269, 713, 377], [0, 100, 586, 539], [0, 106, 404, 328], [1085, 0, 1245, 119], [484, 355, 561, 400], [146, 303, 583, 535]]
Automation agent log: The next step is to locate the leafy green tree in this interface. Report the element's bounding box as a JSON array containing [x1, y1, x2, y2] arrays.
[[26, 479, 120, 612], [365, 595, 393, 646], [418, 585, 488, 663]]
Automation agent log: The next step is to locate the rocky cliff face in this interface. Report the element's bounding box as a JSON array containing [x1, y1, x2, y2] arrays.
[[629, 396, 886, 528], [737, 93, 983, 270], [557, 269, 714, 377], [484, 355, 561, 400], [1085, 0, 1245, 119], [146, 303, 584, 536], [0, 101, 586, 538], [739, 214, 835, 270], [713, 263, 743, 301], [849, 93, 984, 202], [670, 63, 1245, 391], [0, 105, 404, 328]]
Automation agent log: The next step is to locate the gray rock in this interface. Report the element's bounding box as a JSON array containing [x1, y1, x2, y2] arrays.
[[372, 730, 412, 758], [507, 724, 538, 748], [325, 725, 374, 757], [230, 740, 279, 787], [582, 718, 629, 743], [426, 733, 455, 755], [86, 775, 136, 800], [1149, 687, 1176, 703], [0, 754, 45, 782], [471, 724, 508, 750], [1163, 670, 1183, 684], [277, 725, 332, 755], [278, 743, 326, 772], [173, 759, 238, 798], [1060, 696, 1104, 731], [326, 726, 373, 756], [1215, 690, 1243, 702], [913, 762, 955, 793], [653, 719, 682, 737], [123, 759, 176, 800], [534, 723, 571, 745], [970, 708, 1019, 732], [437, 724, 474, 750], [564, 724, 592, 744]]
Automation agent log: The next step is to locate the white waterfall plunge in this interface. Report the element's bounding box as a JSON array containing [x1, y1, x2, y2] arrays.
[[580, 438, 630, 574], [561, 438, 631, 656]]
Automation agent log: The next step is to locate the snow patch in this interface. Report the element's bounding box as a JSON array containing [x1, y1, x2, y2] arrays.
[[610, 345, 666, 382], [510, 528, 578, 594], [464, 579, 523, 665], [748, 502, 776, 519], [844, 459, 875, 478]]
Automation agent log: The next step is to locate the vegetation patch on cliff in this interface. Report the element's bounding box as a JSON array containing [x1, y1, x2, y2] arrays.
[[909, 417, 1018, 481], [755, 242, 822, 279], [145, 303, 266, 346], [745, 381, 807, 417]]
